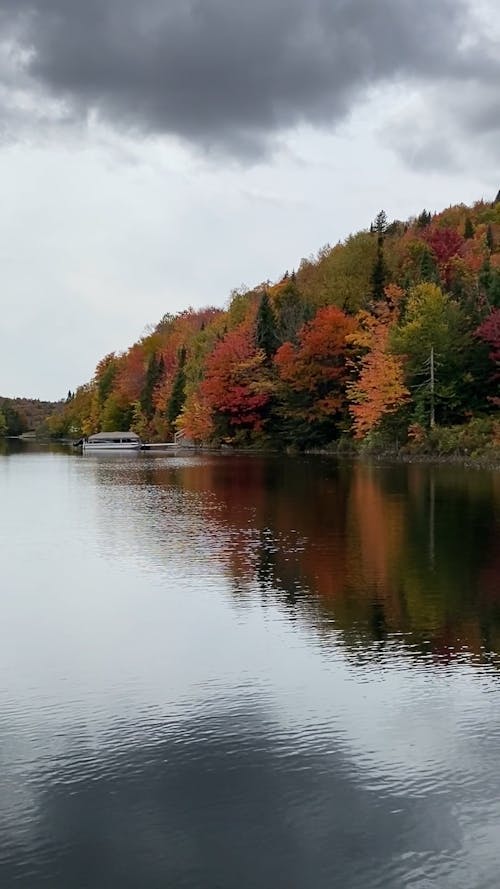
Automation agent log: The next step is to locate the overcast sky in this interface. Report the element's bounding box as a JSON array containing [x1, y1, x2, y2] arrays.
[[0, 0, 499, 400]]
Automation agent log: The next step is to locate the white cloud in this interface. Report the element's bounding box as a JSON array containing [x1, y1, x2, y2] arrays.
[[0, 0, 499, 398]]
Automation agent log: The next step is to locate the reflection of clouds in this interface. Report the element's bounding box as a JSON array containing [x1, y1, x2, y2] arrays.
[[2, 451, 500, 886], [0, 701, 473, 889], [86, 454, 236, 574]]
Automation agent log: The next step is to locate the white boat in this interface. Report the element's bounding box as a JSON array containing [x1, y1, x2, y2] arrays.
[[82, 431, 142, 452]]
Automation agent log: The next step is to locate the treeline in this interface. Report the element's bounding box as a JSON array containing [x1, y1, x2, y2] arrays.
[[47, 198, 500, 457], [0, 397, 58, 437]]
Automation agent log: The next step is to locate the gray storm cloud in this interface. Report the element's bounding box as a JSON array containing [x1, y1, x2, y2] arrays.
[[0, 0, 497, 160]]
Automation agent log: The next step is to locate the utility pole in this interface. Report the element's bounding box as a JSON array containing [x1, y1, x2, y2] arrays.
[[430, 346, 435, 429]]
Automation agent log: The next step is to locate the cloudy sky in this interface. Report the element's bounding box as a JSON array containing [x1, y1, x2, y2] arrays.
[[0, 0, 498, 400]]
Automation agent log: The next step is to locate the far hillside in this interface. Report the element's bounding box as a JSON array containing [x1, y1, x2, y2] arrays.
[[0, 397, 60, 436]]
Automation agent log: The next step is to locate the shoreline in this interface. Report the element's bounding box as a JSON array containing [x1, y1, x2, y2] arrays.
[[5, 435, 500, 470], [303, 447, 500, 471]]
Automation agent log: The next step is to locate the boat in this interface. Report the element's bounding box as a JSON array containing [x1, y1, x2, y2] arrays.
[[82, 431, 142, 452]]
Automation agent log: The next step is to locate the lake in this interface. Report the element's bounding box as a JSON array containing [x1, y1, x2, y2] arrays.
[[1, 444, 499, 888]]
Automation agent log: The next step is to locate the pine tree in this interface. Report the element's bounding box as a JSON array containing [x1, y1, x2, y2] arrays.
[[486, 224, 495, 251], [275, 281, 311, 345], [417, 209, 431, 228], [167, 348, 187, 425], [479, 257, 492, 296], [464, 217, 474, 239], [255, 292, 278, 359], [479, 259, 500, 308], [370, 211, 388, 302], [374, 210, 387, 236], [420, 249, 439, 284], [141, 352, 163, 419], [490, 271, 500, 307], [370, 243, 386, 302]]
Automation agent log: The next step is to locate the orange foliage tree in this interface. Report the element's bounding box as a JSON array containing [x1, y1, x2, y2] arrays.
[[347, 286, 410, 438], [179, 391, 214, 442], [275, 305, 356, 434]]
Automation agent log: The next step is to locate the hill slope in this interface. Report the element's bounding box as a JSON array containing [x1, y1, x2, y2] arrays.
[[47, 198, 500, 458], [0, 397, 60, 436]]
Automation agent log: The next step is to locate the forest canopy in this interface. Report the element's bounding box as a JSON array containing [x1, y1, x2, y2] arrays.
[[46, 198, 500, 457]]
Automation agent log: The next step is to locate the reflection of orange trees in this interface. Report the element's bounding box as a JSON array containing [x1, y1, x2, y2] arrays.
[[151, 457, 270, 584], [347, 465, 405, 595], [144, 455, 500, 664], [270, 466, 350, 602]]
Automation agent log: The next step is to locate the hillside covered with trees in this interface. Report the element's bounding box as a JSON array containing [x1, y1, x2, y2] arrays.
[[0, 397, 59, 437], [47, 198, 500, 459]]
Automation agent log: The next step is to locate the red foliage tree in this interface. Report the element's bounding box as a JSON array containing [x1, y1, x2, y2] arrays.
[[114, 344, 146, 402], [202, 322, 271, 433], [476, 309, 500, 405], [422, 227, 465, 286], [275, 305, 356, 422], [476, 309, 500, 365], [423, 227, 464, 266]]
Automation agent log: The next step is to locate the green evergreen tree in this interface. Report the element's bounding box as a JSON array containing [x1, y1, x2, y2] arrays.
[[167, 348, 187, 425], [140, 352, 163, 419], [486, 224, 495, 251], [371, 240, 387, 302], [417, 209, 432, 228], [255, 292, 279, 359], [374, 210, 387, 236], [479, 259, 500, 307], [479, 257, 492, 296], [464, 216, 474, 239], [370, 211, 388, 302], [419, 249, 439, 284], [489, 270, 500, 307], [275, 281, 311, 345], [0, 410, 7, 437]]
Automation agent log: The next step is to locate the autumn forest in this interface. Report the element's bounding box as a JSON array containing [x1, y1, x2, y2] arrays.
[[40, 197, 500, 457]]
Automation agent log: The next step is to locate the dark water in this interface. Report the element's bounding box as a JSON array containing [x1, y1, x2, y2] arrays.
[[1, 445, 500, 888]]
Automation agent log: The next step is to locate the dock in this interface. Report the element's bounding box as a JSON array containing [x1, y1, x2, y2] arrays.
[[141, 442, 193, 450], [141, 431, 196, 450]]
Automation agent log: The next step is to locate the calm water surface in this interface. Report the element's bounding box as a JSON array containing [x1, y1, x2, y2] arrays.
[[1, 444, 500, 888]]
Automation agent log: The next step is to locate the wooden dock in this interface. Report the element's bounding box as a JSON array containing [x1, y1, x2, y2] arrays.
[[141, 431, 196, 450], [141, 442, 191, 450]]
